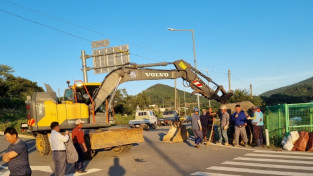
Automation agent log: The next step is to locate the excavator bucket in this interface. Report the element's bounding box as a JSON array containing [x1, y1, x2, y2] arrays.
[[162, 122, 188, 143]]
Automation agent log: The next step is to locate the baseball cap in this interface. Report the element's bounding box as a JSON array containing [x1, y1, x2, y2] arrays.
[[194, 108, 199, 112], [75, 119, 85, 125], [220, 106, 227, 109]]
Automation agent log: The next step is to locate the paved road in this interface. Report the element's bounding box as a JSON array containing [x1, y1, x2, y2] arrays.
[[1, 126, 313, 176]]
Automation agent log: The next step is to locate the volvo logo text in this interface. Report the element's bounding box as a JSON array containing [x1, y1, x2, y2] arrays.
[[145, 73, 169, 77]]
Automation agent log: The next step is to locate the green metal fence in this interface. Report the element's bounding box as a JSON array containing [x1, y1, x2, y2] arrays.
[[265, 102, 313, 146]]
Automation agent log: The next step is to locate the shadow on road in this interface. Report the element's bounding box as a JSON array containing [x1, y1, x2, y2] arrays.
[[144, 136, 187, 176], [158, 133, 166, 141], [108, 157, 126, 176]]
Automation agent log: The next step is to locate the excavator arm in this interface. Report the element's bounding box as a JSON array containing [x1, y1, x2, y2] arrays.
[[92, 59, 233, 111]]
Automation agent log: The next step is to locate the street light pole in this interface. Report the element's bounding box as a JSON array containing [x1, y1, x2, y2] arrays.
[[168, 28, 200, 111]]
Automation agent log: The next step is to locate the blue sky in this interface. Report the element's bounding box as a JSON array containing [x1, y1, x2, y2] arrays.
[[1, 0, 313, 97]]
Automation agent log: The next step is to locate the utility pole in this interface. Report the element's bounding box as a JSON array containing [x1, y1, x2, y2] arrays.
[[163, 99, 164, 108], [250, 84, 253, 99], [178, 97, 181, 114], [174, 79, 177, 111], [81, 50, 88, 83], [184, 90, 187, 116], [228, 69, 231, 91]]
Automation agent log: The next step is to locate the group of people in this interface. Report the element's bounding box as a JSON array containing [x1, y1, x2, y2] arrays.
[[2, 119, 88, 176], [49, 120, 88, 176], [191, 104, 264, 148]]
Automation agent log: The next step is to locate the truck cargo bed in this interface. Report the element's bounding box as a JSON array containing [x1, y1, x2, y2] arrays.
[[87, 127, 144, 150]]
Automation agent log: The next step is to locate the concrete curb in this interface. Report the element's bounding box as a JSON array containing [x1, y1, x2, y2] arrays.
[[0, 131, 35, 139]]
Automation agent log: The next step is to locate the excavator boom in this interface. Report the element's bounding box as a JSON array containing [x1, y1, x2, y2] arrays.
[[93, 60, 233, 111]]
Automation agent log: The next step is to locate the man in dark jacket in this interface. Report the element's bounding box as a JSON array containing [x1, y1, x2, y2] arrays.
[[200, 109, 209, 142], [207, 107, 216, 142], [191, 108, 203, 148], [231, 104, 248, 147], [3, 127, 32, 176]]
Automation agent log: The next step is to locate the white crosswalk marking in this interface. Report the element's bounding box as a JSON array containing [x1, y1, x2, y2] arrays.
[[222, 161, 313, 171], [253, 150, 313, 156], [192, 149, 313, 176], [190, 171, 242, 176], [208, 166, 313, 176], [245, 153, 313, 159], [234, 156, 313, 164]]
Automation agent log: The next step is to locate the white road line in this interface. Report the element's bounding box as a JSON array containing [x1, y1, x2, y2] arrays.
[[253, 150, 313, 156], [0, 171, 9, 176], [30, 166, 52, 173], [222, 161, 313, 171], [65, 168, 102, 176], [207, 166, 313, 176], [234, 157, 313, 165], [245, 153, 313, 159], [190, 171, 242, 176]]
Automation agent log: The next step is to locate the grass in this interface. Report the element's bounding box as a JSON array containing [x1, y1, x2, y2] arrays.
[[0, 108, 28, 134], [114, 114, 135, 126]]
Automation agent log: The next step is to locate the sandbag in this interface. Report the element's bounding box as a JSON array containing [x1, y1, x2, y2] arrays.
[[292, 131, 309, 152], [283, 131, 299, 151], [306, 132, 313, 152]]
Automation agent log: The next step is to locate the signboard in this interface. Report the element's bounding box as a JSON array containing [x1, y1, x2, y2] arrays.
[[91, 39, 110, 48], [92, 45, 130, 74]]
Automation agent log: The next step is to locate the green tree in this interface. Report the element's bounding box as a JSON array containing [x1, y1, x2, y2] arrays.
[[0, 64, 14, 79], [227, 89, 264, 107], [134, 92, 151, 110], [5, 75, 43, 99]]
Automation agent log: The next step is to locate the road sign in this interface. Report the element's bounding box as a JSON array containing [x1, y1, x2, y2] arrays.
[[91, 39, 110, 48], [92, 45, 130, 74]]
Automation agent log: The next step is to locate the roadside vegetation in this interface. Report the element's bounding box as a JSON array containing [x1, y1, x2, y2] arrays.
[[0, 64, 43, 132]]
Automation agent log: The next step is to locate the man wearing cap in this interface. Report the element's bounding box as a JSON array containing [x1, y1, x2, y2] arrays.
[[72, 119, 88, 173], [231, 105, 248, 147], [217, 106, 230, 146], [191, 108, 203, 148]]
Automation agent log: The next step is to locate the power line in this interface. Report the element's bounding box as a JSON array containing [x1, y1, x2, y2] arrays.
[[0, 8, 163, 63], [1, 0, 179, 60]]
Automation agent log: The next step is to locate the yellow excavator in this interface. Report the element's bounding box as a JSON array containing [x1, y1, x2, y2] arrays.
[[23, 59, 233, 157]]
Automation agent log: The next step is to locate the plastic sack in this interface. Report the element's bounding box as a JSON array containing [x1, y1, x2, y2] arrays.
[[307, 132, 313, 152], [283, 131, 299, 151], [292, 131, 309, 152]]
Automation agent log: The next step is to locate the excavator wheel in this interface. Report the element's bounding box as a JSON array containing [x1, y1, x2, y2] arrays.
[[36, 133, 51, 156], [122, 144, 132, 152], [112, 146, 124, 153]]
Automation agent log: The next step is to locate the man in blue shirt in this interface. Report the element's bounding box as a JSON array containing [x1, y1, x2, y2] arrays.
[[231, 104, 248, 147]]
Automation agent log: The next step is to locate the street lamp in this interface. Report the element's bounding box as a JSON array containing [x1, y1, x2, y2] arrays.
[[168, 27, 200, 111]]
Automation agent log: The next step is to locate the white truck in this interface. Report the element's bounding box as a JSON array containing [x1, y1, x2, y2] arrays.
[[128, 110, 158, 130]]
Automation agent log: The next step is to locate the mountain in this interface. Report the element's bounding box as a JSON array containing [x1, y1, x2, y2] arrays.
[[140, 84, 219, 108], [260, 76, 313, 104]]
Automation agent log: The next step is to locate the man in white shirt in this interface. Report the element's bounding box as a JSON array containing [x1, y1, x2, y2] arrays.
[[49, 122, 69, 176]]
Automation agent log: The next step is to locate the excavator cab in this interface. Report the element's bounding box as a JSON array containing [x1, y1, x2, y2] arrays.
[[68, 82, 101, 105]]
